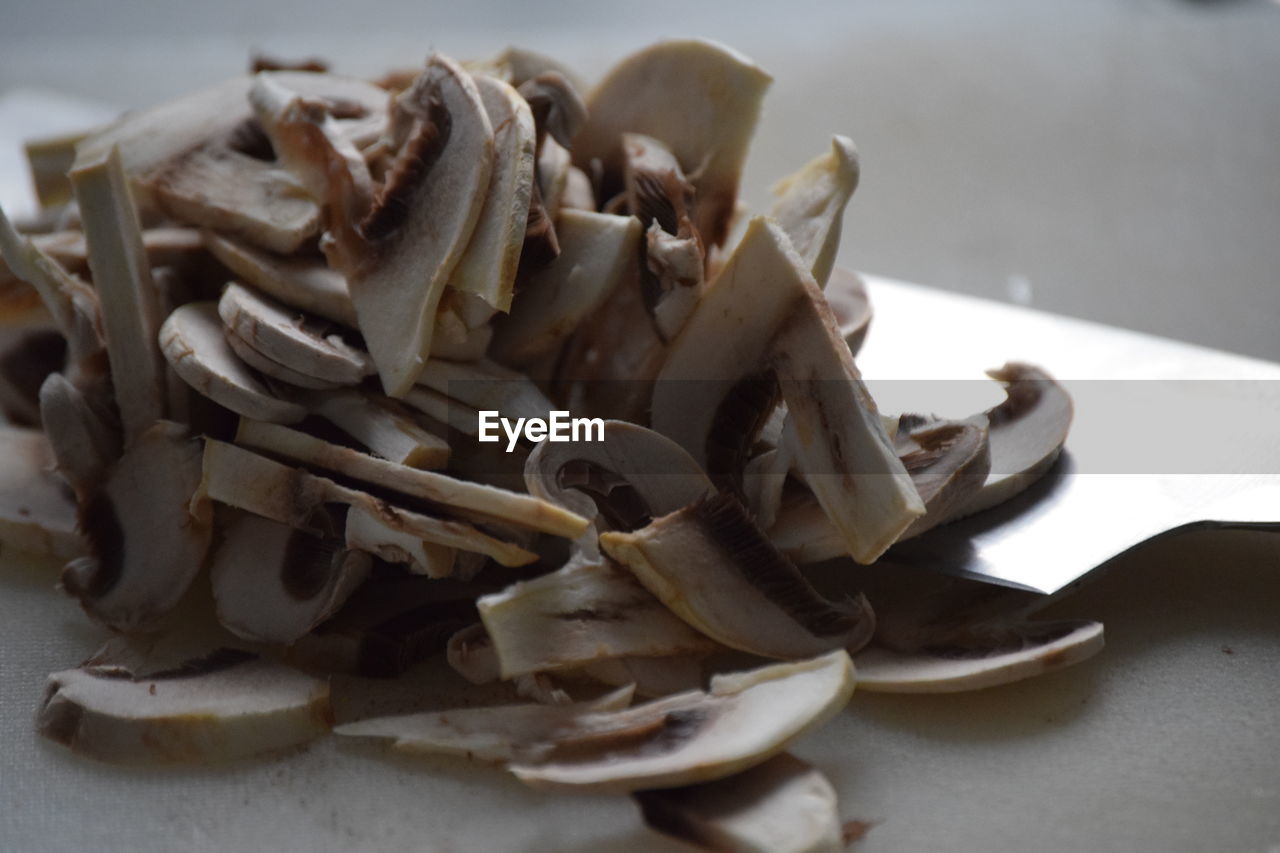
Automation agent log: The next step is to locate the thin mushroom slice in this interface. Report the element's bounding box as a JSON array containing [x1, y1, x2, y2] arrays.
[[824, 266, 872, 356], [895, 415, 991, 538], [518, 72, 588, 151], [344, 504, 456, 577], [38, 649, 331, 764], [62, 421, 212, 631], [510, 650, 854, 793], [601, 494, 874, 659], [490, 209, 642, 368], [160, 301, 306, 423], [634, 753, 844, 853], [855, 620, 1104, 693], [223, 327, 343, 390], [572, 39, 772, 248], [203, 232, 357, 327], [38, 372, 122, 497], [210, 513, 371, 644], [336, 684, 635, 764], [0, 424, 86, 560], [25, 227, 206, 283], [415, 357, 554, 424], [769, 136, 859, 289], [234, 419, 588, 538], [307, 389, 450, 468], [575, 654, 705, 699], [218, 282, 371, 385]]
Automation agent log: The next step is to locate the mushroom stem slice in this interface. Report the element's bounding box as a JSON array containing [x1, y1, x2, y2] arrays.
[[855, 620, 1104, 693], [769, 135, 859, 288], [0, 424, 86, 560], [343, 503, 457, 577], [307, 388, 449, 469], [38, 649, 332, 764], [416, 357, 554, 424], [335, 684, 635, 764], [601, 494, 874, 659], [510, 650, 855, 793], [69, 146, 168, 441], [634, 753, 844, 853]]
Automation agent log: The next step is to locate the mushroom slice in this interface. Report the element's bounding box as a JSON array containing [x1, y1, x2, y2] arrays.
[[344, 504, 456, 577], [561, 165, 595, 211], [653, 217, 923, 563], [69, 146, 168, 441], [203, 232, 357, 327], [855, 620, 1104, 693], [536, 137, 572, 218], [518, 72, 588, 151], [825, 266, 872, 356], [325, 55, 494, 397], [25, 128, 90, 210], [769, 136, 859, 289], [572, 39, 771, 248], [336, 684, 635, 764], [510, 650, 854, 792], [38, 372, 121, 497], [477, 556, 719, 679], [25, 227, 206, 282], [403, 384, 481, 437], [235, 419, 587, 537], [895, 416, 991, 538], [0, 424, 85, 560], [416, 356, 553, 423], [159, 302, 307, 423], [634, 753, 844, 853], [223, 327, 342, 390], [473, 46, 587, 93], [307, 389, 449, 468], [210, 513, 371, 644], [38, 649, 331, 764], [218, 282, 371, 385], [576, 655, 705, 699], [199, 439, 537, 568], [62, 421, 212, 631], [490, 209, 641, 367], [601, 494, 874, 659], [450, 75, 536, 313]]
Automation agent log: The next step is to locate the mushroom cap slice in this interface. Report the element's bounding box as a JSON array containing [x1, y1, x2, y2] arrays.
[[572, 39, 772, 248], [510, 650, 854, 792], [336, 684, 635, 764], [769, 135, 859, 289], [222, 327, 343, 390], [449, 75, 536, 313], [38, 649, 331, 764], [824, 266, 872, 356], [0, 424, 85, 560], [203, 232, 357, 327], [160, 301, 307, 423], [634, 753, 844, 853], [62, 421, 212, 631], [854, 620, 1104, 693], [218, 282, 371, 385], [210, 513, 371, 644], [896, 415, 991, 538], [37, 372, 122, 498], [490, 209, 642, 367], [601, 494, 874, 660]]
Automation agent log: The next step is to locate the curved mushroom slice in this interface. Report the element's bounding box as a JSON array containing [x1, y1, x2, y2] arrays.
[[825, 266, 872, 356], [572, 39, 772, 248], [38, 649, 331, 764], [601, 494, 874, 659], [490, 209, 641, 368], [472, 46, 588, 93], [416, 357, 553, 424], [536, 137, 572, 219], [653, 217, 923, 563], [769, 136, 859, 289], [75, 72, 387, 253], [62, 421, 212, 631], [446, 621, 502, 685], [160, 301, 307, 423], [855, 620, 1103, 693], [477, 556, 719, 679], [223, 327, 342, 390], [25, 128, 91, 210], [38, 372, 121, 497], [344, 504, 456, 577], [218, 282, 371, 385], [336, 683, 635, 764], [235, 419, 588, 538], [510, 650, 854, 793], [307, 389, 449, 468], [0, 424, 85, 560], [518, 72, 588, 152], [210, 513, 371, 644], [325, 55, 494, 397], [896, 416, 991, 539], [634, 753, 844, 853], [575, 654, 705, 699], [449, 75, 536, 313], [203, 232, 357, 327]]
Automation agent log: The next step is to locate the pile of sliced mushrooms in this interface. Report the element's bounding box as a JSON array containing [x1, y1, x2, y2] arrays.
[[0, 39, 1102, 851]]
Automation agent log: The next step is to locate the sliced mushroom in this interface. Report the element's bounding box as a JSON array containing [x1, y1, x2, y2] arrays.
[[769, 136, 859, 289], [536, 137, 572, 218], [825, 266, 872, 356], [234, 419, 588, 537], [223, 327, 342, 390], [159, 301, 307, 423], [509, 650, 854, 792], [218, 282, 371, 384], [490, 209, 641, 367], [336, 683, 635, 764], [306, 388, 449, 468], [561, 165, 595, 211], [415, 357, 554, 424], [402, 384, 482, 437], [518, 72, 588, 152], [0, 424, 85, 560], [472, 46, 588, 93], [575, 654, 705, 699], [895, 416, 991, 538], [450, 75, 536, 313], [210, 512, 371, 643], [24, 227, 205, 284], [601, 494, 874, 659], [37, 372, 121, 497], [344, 503, 457, 577], [634, 753, 844, 853], [38, 649, 331, 763], [61, 421, 212, 631], [202, 232, 357, 327], [572, 39, 772, 248], [25, 128, 91, 210], [652, 217, 923, 563]]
